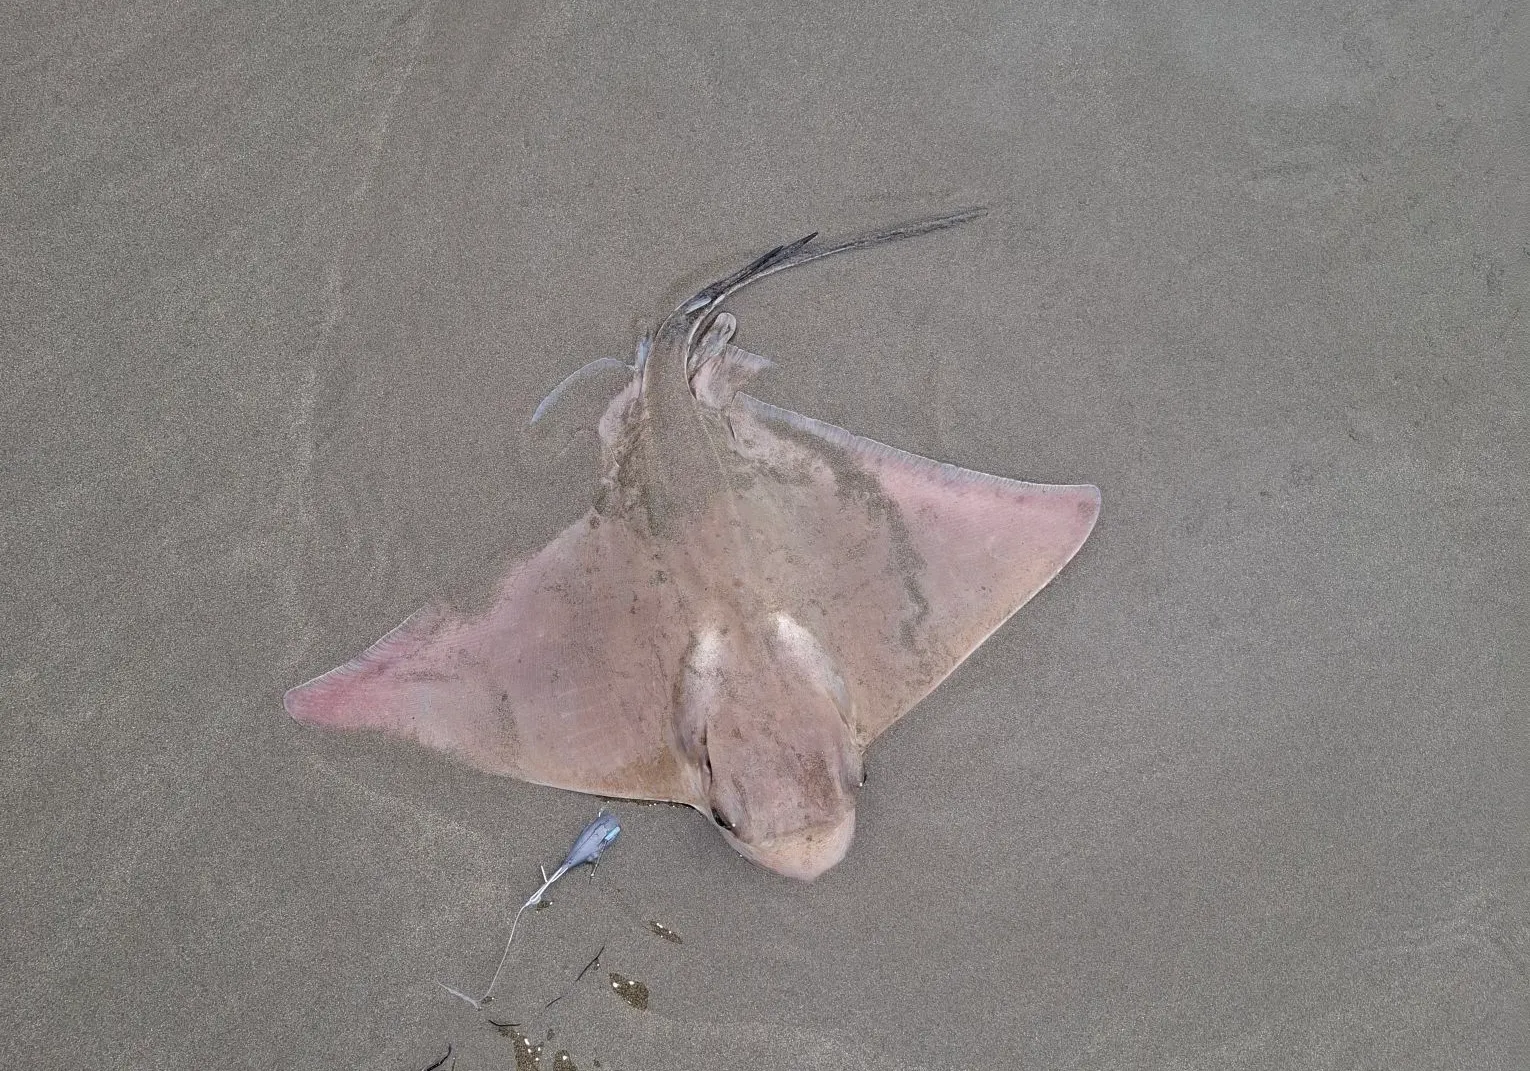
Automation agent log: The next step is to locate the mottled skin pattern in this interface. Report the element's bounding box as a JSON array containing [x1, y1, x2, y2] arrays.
[[285, 212, 1100, 880]]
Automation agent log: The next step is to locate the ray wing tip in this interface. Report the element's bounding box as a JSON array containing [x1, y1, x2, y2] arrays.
[[1055, 481, 1102, 534], [1081, 483, 1102, 529], [283, 677, 326, 724]]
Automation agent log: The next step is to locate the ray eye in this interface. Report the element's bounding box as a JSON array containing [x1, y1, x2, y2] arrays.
[[711, 807, 735, 831]]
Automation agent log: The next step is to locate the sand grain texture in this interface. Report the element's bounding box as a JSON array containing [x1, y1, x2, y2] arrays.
[[3, 1, 1525, 1068]]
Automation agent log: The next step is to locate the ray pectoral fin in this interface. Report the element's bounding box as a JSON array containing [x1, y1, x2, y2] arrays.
[[730, 394, 1099, 742], [285, 513, 698, 804], [285, 604, 459, 736], [881, 466, 1101, 681], [285, 604, 535, 776]]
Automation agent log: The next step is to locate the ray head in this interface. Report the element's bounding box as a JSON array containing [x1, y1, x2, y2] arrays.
[[678, 615, 864, 881], [716, 807, 857, 882]]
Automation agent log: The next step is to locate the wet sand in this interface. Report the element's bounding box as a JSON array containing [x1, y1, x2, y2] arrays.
[[4, 2, 1525, 1068]]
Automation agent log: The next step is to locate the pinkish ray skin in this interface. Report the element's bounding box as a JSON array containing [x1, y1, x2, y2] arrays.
[[286, 211, 1099, 881]]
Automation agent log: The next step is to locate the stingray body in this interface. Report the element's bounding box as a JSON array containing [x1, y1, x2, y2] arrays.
[[286, 210, 1100, 880]]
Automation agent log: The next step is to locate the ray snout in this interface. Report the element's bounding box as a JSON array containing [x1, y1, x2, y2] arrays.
[[723, 811, 857, 881]]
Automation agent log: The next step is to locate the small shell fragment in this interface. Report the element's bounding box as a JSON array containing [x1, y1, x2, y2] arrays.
[[646, 920, 682, 944], [609, 972, 650, 1010]]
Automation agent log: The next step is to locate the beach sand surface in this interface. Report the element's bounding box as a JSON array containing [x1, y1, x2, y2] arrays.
[[4, 2, 1525, 1068]]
